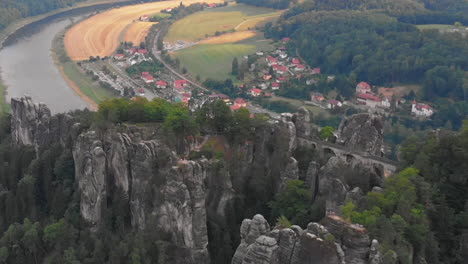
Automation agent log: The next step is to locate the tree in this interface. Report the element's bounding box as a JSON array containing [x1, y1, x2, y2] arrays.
[[320, 126, 335, 140], [231, 57, 239, 76], [269, 180, 313, 227]]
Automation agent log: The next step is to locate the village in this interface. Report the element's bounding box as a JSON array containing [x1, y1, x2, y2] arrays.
[[76, 8, 435, 121]]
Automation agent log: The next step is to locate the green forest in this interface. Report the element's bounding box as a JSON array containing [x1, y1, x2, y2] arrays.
[[0, 0, 87, 30]]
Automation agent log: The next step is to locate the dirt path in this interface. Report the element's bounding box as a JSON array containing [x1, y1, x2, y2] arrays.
[[234, 13, 281, 31]]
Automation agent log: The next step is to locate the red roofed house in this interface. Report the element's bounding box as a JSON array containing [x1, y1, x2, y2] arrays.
[[174, 79, 188, 90], [140, 15, 149, 22], [234, 98, 247, 107], [156, 80, 168, 89], [249, 88, 262, 97], [114, 54, 125, 60], [137, 49, 148, 55], [327, 99, 342, 109], [271, 82, 280, 90], [356, 82, 372, 94], [292, 58, 300, 64], [311, 92, 325, 102], [230, 104, 242, 111], [127, 47, 137, 55], [312, 68, 321, 74], [357, 93, 382, 108], [142, 72, 150, 76], [272, 65, 287, 74], [138, 88, 145, 95], [264, 92, 272, 97], [295, 64, 305, 71], [266, 56, 278, 66], [282, 37, 291, 42], [207, 3, 217, 8], [411, 101, 434, 117], [142, 74, 155, 84]]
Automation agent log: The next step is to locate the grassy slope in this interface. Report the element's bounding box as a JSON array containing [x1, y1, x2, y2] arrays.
[[165, 3, 279, 43], [173, 43, 256, 80], [62, 62, 114, 104]]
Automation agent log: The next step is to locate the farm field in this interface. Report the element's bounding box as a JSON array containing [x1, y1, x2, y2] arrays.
[[164, 3, 281, 44], [173, 32, 274, 80], [64, 0, 222, 61], [173, 44, 256, 80], [123, 22, 157, 45]]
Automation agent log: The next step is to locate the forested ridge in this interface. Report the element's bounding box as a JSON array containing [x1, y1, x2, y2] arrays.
[[0, 0, 87, 30]]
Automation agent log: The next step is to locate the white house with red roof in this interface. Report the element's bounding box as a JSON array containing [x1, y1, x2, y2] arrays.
[[292, 58, 300, 65], [249, 88, 262, 97], [156, 80, 168, 89], [271, 82, 280, 90], [174, 79, 188, 90], [272, 65, 287, 74], [142, 75, 155, 84], [411, 101, 434, 117], [295, 64, 305, 71], [357, 93, 382, 108], [327, 99, 342, 109], [140, 15, 149, 22], [266, 56, 278, 66], [356, 82, 372, 94]]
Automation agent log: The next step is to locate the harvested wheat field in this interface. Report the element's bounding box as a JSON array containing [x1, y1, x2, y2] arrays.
[[123, 22, 157, 45], [199, 31, 257, 44], [65, 0, 222, 61]]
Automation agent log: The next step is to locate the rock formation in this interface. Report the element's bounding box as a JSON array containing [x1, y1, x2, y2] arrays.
[[232, 214, 381, 264], [337, 113, 384, 156], [10, 96, 391, 264]]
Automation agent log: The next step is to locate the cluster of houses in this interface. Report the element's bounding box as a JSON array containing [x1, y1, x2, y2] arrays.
[[355, 81, 434, 117], [247, 38, 322, 96], [310, 92, 342, 109], [114, 47, 151, 66]]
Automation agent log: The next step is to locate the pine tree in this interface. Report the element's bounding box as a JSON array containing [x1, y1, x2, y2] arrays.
[[231, 58, 239, 76]]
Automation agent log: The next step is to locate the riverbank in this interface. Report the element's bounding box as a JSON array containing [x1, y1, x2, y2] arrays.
[[52, 25, 115, 110]]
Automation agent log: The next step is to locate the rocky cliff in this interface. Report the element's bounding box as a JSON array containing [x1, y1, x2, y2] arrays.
[[10, 96, 389, 264], [231, 214, 381, 264]]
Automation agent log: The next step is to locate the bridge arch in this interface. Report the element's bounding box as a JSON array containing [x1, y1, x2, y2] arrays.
[[322, 147, 336, 157], [345, 153, 356, 163]]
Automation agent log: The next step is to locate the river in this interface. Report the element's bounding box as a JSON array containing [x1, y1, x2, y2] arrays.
[[0, 18, 90, 113]]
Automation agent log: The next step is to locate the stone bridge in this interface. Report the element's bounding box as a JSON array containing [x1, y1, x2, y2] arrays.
[[298, 137, 398, 177]]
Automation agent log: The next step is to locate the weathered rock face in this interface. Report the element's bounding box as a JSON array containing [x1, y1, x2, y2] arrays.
[[10, 96, 78, 152], [73, 127, 211, 263], [232, 214, 380, 264], [293, 107, 311, 138], [337, 114, 384, 156], [11, 97, 390, 264]]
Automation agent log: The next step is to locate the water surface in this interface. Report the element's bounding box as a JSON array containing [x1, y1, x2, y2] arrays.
[[0, 19, 88, 113]]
